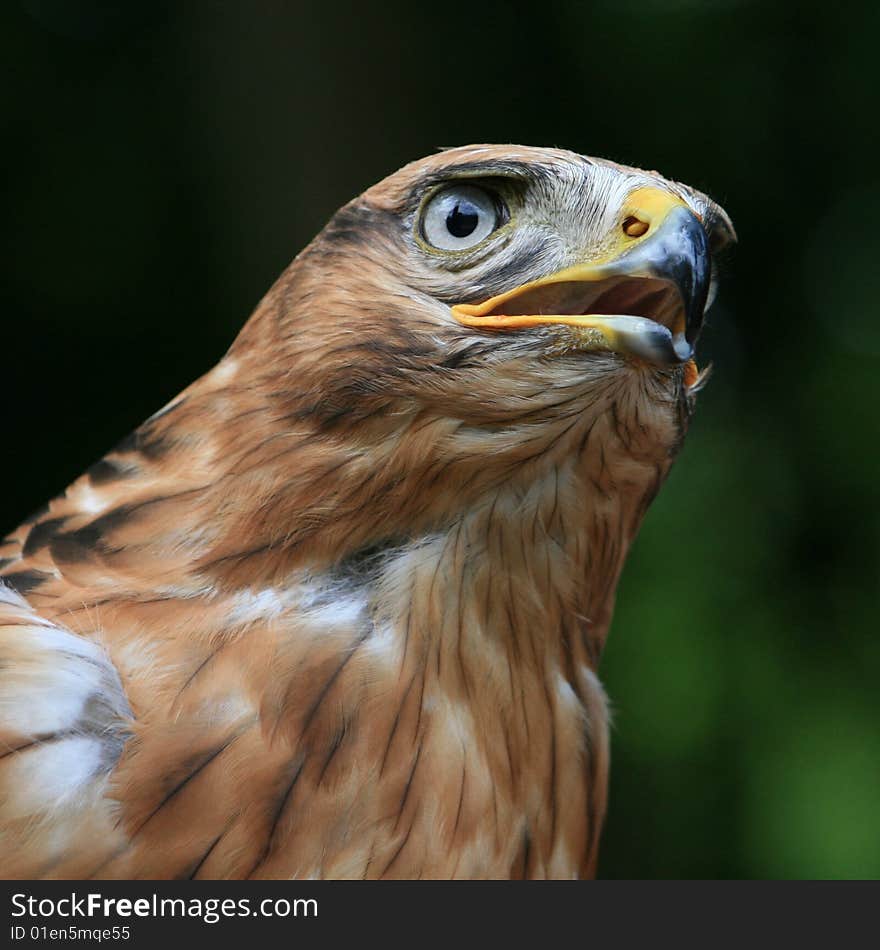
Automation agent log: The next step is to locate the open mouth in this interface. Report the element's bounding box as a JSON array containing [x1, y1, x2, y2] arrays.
[[475, 275, 685, 336], [451, 274, 693, 366]]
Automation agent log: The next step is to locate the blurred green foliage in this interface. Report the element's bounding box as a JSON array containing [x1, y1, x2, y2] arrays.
[[2, 0, 877, 878]]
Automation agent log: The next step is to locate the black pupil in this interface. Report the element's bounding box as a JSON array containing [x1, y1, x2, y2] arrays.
[[446, 199, 481, 238]]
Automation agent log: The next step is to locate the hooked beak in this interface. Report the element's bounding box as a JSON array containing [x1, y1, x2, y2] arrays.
[[450, 187, 712, 367]]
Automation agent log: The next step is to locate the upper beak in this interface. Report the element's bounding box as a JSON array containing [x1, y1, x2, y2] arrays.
[[450, 187, 712, 366]]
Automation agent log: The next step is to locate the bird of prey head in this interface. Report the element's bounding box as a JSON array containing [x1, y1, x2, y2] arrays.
[[186, 144, 735, 578], [0, 145, 733, 879]]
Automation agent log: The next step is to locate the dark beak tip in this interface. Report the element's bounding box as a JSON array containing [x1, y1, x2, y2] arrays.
[[666, 208, 712, 346]]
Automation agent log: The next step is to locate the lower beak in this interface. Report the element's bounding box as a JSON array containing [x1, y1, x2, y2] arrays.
[[450, 187, 711, 367]]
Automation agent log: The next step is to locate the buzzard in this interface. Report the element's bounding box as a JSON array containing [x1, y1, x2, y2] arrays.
[[0, 145, 733, 878]]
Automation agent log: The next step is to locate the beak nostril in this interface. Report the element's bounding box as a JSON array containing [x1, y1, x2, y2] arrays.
[[623, 216, 649, 238]]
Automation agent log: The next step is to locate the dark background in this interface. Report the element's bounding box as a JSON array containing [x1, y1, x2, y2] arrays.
[[3, 1, 878, 878]]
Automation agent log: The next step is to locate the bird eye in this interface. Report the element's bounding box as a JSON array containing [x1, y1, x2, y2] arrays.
[[421, 184, 504, 251]]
